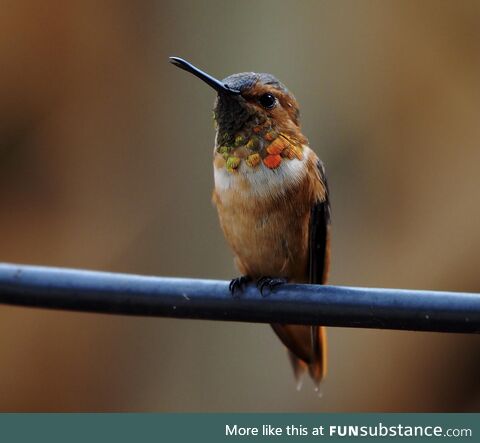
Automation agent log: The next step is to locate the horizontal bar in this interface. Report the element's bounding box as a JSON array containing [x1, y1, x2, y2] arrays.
[[0, 263, 479, 333]]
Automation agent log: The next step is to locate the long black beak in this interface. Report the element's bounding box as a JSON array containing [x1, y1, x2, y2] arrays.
[[169, 57, 241, 95]]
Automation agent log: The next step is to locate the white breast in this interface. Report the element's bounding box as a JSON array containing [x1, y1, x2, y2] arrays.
[[214, 146, 312, 202]]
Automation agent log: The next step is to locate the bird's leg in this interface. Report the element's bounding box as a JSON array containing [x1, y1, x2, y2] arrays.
[[257, 276, 288, 296], [229, 275, 252, 297]]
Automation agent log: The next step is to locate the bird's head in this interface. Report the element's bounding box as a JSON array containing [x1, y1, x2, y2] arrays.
[[170, 57, 307, 171]]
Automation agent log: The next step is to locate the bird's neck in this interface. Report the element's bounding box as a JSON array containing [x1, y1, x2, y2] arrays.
[[214, 121, 306, 173]]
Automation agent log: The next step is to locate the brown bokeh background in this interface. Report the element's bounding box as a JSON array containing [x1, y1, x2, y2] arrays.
[[0, 0, 479, 411]]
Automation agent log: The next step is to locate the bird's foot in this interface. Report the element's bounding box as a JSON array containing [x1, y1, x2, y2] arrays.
[[229, 275, 251, 297], [257, 276, 288, 296]]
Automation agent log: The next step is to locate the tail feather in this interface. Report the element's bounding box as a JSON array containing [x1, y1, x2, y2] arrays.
[[287, 350, 308, 390], [271, 323, 327, 387], [308, 326, 327, 386]]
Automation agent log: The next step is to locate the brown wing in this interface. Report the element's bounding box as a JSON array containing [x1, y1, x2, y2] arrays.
[[271, 159, 331, 386], [308, 159, 331, 285], [306, 159, 331, 382]]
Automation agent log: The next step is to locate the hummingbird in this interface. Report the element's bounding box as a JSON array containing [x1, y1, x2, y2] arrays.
[[170, 57, 331, 388]]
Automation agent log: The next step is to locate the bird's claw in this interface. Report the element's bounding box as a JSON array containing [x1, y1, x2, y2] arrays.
[[257, 277, 287, 296], [229, 275, 251, 297]]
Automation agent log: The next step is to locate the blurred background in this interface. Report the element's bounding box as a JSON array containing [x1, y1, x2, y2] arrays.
[[0, 0, 479, 411]]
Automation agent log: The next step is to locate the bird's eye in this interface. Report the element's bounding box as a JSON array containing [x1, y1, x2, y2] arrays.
[[258, 93, 276, 109]]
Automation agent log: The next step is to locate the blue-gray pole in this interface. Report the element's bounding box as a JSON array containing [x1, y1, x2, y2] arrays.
[[0, 263, 478, 333]]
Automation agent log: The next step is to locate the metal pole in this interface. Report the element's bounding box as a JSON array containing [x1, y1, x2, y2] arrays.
[[0, 263, 478, 333]]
